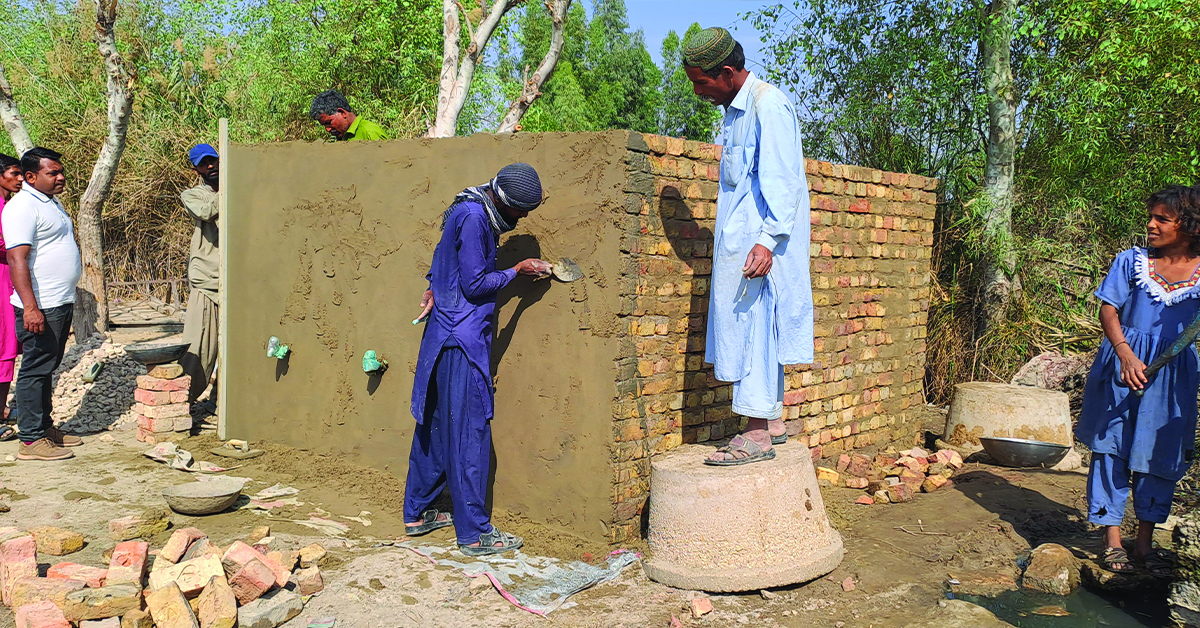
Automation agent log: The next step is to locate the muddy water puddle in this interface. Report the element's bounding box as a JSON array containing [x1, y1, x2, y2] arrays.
[[955, 587, 1167, 627]]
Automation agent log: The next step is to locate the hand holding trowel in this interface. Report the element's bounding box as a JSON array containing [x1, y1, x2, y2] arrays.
[[412, 258, 582, 325], [1129, 308, 1200, 396]]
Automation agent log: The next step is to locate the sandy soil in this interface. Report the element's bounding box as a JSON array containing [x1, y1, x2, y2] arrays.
[[0, 391, 1136, 628]]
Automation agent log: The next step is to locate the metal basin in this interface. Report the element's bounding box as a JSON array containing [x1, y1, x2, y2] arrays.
[[979, 436, 1070, 468], [161, 478, 244, 515], [124, 342, 190, 366]]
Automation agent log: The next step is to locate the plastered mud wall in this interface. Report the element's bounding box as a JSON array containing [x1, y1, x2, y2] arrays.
[[224, 131, 634, 544], [608, 133, 936, 543], [224, 130, 936, 546]]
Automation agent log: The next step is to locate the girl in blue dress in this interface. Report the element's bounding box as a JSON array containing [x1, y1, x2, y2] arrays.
[[1077, 185, 1200, 576]]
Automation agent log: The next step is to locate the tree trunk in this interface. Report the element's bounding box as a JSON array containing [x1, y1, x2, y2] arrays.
[[497, 0, 571, 133], [0, 63, 33, 155], [74, 0, 133, 338], [428, 0, 518, 138], [977, 0, 1019, 337]]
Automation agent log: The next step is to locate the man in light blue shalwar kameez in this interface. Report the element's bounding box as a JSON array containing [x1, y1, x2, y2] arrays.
[[683, 28, 813, 466]]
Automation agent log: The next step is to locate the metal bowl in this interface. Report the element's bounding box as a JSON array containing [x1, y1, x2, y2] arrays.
[[161, 479, 244, 515], [979, 437, 1070, 468], [124, 342, 191, 366]]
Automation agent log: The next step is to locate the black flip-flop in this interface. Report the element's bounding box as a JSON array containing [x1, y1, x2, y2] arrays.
[[1141, 548, 1174, 578], [0, 425, 15, 442], [405, 508, 453, 536]]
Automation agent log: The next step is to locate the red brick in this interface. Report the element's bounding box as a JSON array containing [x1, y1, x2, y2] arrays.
[[137, 416, 173, 433], [169, 391, 189, 404], [14, 599, 70, 628], [106, 541, 149, 588], [220, 542, 287, 588], [47, 563, 106, 588], [294, 566, 323, 595], [135, 376, 191, 392], [135, 403, 189, 420], [2, 532, 38, 607], [227, 559, 274, 605], [133, 390, 171, 406], [9, 577, 86, 610]]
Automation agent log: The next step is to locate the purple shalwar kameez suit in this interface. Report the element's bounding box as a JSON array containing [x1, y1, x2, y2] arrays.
[[406, 199, 518, 545]]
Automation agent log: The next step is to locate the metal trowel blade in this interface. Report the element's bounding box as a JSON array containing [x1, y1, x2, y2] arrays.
[[552, 258, 584, 282]]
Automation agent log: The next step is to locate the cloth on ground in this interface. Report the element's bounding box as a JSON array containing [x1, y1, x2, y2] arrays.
[[401, 542, 640, 615]]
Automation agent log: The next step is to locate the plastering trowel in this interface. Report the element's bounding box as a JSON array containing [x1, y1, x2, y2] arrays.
[[550, 258, 584, 282]]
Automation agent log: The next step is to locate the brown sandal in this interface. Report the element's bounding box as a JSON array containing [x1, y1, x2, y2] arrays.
[[1102, 547, 1134, 572]]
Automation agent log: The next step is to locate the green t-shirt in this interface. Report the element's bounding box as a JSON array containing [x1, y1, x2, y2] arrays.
[[345, 117, 387, 141]]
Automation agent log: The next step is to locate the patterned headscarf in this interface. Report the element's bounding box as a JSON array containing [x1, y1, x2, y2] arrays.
[[682, 27, 736, 71], [443, 163, 543, 236]]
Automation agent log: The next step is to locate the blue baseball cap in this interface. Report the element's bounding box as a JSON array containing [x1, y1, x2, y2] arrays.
[[188, 143, 219, 166]]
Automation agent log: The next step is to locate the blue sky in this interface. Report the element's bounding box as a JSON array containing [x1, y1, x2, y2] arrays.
[[583, 0, 779, 69]]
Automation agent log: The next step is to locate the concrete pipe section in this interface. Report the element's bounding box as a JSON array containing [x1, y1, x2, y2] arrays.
[[944, 381, 1072, 447], [643, 443, 844, 592]]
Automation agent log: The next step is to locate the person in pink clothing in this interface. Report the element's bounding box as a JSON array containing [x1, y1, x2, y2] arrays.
[[0, 154, 22, 441]]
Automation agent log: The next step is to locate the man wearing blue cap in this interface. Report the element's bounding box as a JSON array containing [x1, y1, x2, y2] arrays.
[[404, 163, 551, 555], [179, 144, 220, 410]]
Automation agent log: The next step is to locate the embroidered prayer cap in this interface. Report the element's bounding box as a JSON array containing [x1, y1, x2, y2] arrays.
[[492, 162, 543, 211], [683, 27, 736, 71]]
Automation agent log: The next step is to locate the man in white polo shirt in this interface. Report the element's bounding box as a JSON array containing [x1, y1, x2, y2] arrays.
[[3, 147, 83, 461]]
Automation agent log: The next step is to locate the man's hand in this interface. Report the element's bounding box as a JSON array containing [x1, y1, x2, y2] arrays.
[[513, 259, 552, 277], [23, 307, 44, 335], [743, 244, 773, 279], [417, 290, 434, 322]]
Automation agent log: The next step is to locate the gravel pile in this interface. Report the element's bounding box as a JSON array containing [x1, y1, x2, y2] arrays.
[[45, 334, 146, 434]]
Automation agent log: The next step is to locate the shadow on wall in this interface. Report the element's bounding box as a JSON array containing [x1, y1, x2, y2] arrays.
[[493, 233, 552, 371], [658, 184, 720, 444]]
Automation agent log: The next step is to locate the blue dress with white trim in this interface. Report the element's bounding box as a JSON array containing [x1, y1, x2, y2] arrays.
[[1076, 247, 1200, 482]]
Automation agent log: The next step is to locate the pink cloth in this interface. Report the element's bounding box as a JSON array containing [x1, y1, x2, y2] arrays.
[[0, 196, 19, 367]]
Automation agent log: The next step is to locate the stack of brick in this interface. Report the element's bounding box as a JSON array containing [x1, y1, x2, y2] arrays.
[[1, 521, 320, 628], [134, 364, 192, 444], [815, 447, 964, 504], [605, 132, 937, 543]]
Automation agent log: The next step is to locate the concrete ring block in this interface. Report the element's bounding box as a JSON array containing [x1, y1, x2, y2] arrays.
[[643, 443, 844, 592], [944, 382, 1072, 447]]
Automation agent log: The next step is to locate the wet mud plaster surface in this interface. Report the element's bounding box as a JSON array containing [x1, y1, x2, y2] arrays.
[[225, 132, 632, 544]]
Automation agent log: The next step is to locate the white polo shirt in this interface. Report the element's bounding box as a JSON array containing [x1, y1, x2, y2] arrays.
[[1, 187, 82, 309]]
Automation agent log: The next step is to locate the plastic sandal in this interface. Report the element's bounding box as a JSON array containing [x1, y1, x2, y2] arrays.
[[0, 425, 14, 442], [704, 434, 777, 467], [459, 529, 523, 556], [1102, 547, 1134, 572], [1141, 548, 1174, 578], [771, 433, 788, 445], [404, 508, 453, 536]]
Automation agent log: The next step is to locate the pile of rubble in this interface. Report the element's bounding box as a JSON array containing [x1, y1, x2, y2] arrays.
[[0, 514, 326, 628], [815, 447, 964, 504], [49, 334, 145, 435]]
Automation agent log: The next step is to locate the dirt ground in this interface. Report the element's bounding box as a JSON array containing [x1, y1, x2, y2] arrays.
[[2, 391, 1142, 628], [0, 329, 1167, 627]]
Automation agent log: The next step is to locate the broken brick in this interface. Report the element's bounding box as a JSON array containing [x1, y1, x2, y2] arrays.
[[2, 532, 38, 607], [15, 599, 71, 628], [227, 559, 274, 605], [161, 529, 207, 565], [106, 541, 149, 588], [47, 563, 107, 588], [30, 528, 85, 556]]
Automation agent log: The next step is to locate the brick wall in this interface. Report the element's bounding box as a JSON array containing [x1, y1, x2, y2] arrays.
[[606, 131, 937, 543]]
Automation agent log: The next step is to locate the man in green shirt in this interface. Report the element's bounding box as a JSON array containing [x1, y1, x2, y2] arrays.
[[308, 90, 388, 141]]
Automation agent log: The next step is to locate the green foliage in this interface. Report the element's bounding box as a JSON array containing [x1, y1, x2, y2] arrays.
[[0, 0, 442, 285], [751, 0, 1200, 400], [492, 0, 717, 141]]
